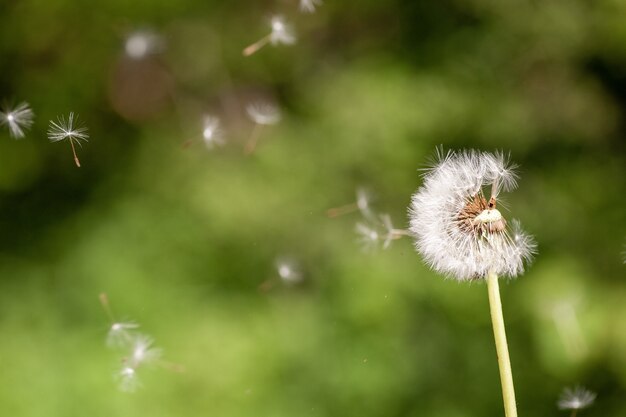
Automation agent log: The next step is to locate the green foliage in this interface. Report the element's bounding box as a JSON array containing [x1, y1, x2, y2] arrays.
[[0, 0, 624, 416]]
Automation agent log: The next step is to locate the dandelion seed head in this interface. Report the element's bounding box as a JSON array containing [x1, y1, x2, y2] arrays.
[[557, 386, 596, 410], [0, 102, 34, 139], [409, 149, 535, 281], [269, 16, 296, 46], [246, 102, 281, 125]]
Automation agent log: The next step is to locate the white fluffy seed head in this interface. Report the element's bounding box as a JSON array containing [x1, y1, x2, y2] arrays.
[[0, 102, 34, 139], [409, 149, 535, 281]]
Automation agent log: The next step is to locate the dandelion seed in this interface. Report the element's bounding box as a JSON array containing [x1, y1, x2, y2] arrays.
[[0, 102, 34, 139], [327, 187, 375, 219], [557, 386, 596, 412], [201, 115, 225, 149], [117, 365, 140, 392], [124, 30, 164, 60], [107, 322, 140, 348], [409, 149, 535, 281], [356, 222, 381, 252], [380, 214, 410, 249], [244, 101, 281, 154], [100, 294, 139, 348], [275, 258, 303, 285], [300, 0, 323, 13], [243, 15, 296, 56], [48, 112, 89, 168], [128, 334, 162, 368]]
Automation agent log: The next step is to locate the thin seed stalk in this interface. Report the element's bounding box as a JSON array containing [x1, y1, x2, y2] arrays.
[[487, 270, 518, 417]]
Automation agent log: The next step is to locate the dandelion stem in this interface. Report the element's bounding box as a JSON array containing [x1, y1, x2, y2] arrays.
[[69, 138, 81, 167], [243, 35, 271, 56], [570, 410, 577, 417], [487, 270, 517, 417], [244, 123, 263, 154]]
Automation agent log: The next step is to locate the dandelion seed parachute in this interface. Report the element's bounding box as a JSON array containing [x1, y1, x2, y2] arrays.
[[0, 102, 34, 139], [557, 386, 596, 410], [409, 149, 535, 281]]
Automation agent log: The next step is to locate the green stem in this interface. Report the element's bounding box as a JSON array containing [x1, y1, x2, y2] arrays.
[[487, 270, 518, 417]]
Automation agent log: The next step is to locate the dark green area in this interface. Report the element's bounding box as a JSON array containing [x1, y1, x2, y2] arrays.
[[0, 0, 624, 416]]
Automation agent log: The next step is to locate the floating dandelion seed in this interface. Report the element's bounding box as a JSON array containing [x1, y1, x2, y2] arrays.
[[124, 30, 164, 60], [108, 321, 139, 348], [202, 116, 224, 148], [48, 112, 89, 167], [275, 258, 303, 285], [380, 214, 411, 249], [356, 214, 409, 251], [558, 386, 596, 413], [100, 294, 139, 348], [128, 334, 162, 368], [356, 222, 381, 252], [327, 187, 375, 219], [408, 149, 536, 417], [409, 149, 535, 281], [244, 101, 281, 154], [243, 15, 296, 56], [117, 365, 140, 392], [0, 102, 34, 139], [300, 0, 323, 13]]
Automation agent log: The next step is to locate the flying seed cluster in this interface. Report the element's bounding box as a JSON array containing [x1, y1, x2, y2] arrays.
[[100, 294, 170, 392]]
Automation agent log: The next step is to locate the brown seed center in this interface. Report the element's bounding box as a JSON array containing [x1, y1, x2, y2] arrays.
[[458, 195, 506, 234]]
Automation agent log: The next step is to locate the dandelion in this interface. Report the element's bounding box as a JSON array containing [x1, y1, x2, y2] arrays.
[[243, 15, 296, 56], [300, 0, 323, 13], [327, 188, 375, 219], [244, 101, 281, 154], [409, 149, 534, 281], [408, 149, 536, 417], [558, 386, 596, 416], [124, 29, 164, 60], [0, 102, 34, 139], [48, 112, 89, 167]]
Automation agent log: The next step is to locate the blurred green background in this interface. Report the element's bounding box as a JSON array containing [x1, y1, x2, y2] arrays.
[[0, 0, 625, 416]]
